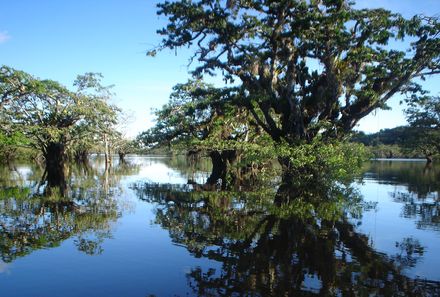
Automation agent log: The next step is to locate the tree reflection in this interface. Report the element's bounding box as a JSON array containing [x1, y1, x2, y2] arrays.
[[392, 237, 425, 270], [367, 161, 440, 232], [132, 181, 440, 296], [366, 161, 440, 199], [0, 159, 139, 262]]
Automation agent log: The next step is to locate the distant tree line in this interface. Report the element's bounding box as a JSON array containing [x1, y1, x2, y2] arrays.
[[351, 96, 440, 162]]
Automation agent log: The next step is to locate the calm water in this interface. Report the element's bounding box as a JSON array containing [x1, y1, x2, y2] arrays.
[[0, 156, 439, 296]]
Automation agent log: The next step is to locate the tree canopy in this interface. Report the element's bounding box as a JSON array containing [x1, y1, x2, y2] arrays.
[[138, 79, 273, 185], [139, 79, 265, 150], [0, 66, 120, 162], [152, 0, 440, 147], [0, 66, 122, 193]]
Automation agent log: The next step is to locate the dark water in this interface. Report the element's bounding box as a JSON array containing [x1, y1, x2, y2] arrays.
[[0, 156, 439, 296]]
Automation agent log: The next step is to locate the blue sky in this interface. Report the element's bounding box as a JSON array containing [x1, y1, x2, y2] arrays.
[[1, 0, 439, 137]]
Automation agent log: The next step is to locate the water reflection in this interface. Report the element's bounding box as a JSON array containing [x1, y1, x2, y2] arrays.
[[0, 159, 139, 263], [366, 161, 440, 198], [1, 157, 439, 296], [366, 161, 440, 232], [131, 180, 440, 296]]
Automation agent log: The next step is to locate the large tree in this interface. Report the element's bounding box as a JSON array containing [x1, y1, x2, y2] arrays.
[[0, 66, 119, 190], [152, 0, 439, 170], [139, 79, 269, 185]]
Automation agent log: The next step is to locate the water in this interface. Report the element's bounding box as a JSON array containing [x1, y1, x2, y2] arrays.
[[0, 156, 439, 296]]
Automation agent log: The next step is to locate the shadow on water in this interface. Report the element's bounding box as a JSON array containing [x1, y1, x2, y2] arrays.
[[0, 159, 139, 262], [131, 172, 440, 296]]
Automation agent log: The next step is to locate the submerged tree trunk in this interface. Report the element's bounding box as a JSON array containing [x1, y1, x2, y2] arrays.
[[274, 170, 301, 206], [74, 150, 89, 163], [426, 155, 433, 164], [188, 150, 263, 191], [44, 142, 67, 196], [118, 151, 126, 163], [206, 150, 237, 187], [104, 133, 111, 168]]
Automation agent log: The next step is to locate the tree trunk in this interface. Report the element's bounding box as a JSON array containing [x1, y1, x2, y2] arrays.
[[426, 155, 433, 164], [206, 150, 237, 187], [278, 156, 291, 174], [118, 152, 126, 163], [274, 169, 300, 205], [104, 133, 111, 168], [44, 142, 67, 196], [387, 150, 393, 159], [74, 150, 88, 163]]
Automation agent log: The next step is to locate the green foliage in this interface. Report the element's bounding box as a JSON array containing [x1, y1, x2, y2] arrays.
[[405, 96, 440, 160], [138, 79, 262, 150], [350, 126, 438, 159], [276, 140, 367, 181], [354, 97, 440, 161], [351, 127, 411, 146], [0, 65, 120, 161], [154, 0, 440, 145], [0, 130, 33, 161]]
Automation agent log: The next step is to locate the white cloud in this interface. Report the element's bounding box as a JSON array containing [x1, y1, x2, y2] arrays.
[[0, 31, 10, 43]]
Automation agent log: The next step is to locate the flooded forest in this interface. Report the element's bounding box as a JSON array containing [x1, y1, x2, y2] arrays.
[[1, 0, 439, 296]]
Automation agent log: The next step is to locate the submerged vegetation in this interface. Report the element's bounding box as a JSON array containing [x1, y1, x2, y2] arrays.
[[0, 0, 439, 295], [126, 157, 440, 296], [139, 0, 440, 186], [0, 66, 140, 194], [0, 160, 140, 262], [1, 0, 438, 190]]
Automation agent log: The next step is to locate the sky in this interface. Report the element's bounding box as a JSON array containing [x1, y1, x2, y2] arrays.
[[0, 0, 439, 137]]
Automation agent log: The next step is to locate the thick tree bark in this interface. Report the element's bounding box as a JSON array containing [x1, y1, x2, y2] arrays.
[[44, 142, 67, 196], [206, 150, 237, 187]]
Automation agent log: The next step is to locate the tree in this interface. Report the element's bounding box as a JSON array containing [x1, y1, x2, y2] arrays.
[[152, 0, 439, 172], [405, 96, 440, 163], [138, 79, 270, 186], [0, 66, 120, 191], [110, 111, 138, 163], [0, 131, 30, 162]]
